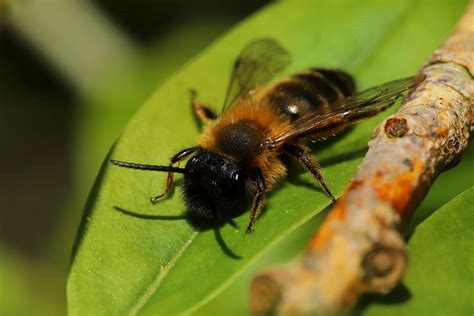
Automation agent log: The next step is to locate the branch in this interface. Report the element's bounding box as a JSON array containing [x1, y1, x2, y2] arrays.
[[250, 2, 474, 314]]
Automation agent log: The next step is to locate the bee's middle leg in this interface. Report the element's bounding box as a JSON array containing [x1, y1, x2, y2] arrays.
[[190, 89, 217, 124]]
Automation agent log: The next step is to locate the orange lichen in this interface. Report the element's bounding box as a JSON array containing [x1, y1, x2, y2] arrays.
[[307, 201, 347, 249], [371, 158, 424, 215]]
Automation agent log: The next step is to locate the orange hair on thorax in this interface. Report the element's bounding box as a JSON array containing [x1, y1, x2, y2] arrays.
[[198, 92, 292, 189]]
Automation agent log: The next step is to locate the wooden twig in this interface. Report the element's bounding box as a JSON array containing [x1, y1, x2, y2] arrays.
[[250, 2, 474, 315]]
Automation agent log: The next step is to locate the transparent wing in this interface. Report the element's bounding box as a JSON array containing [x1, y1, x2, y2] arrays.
[[263, 76, 421, 149], [334, 76, 419, 111], [222, 38, 291, 110]]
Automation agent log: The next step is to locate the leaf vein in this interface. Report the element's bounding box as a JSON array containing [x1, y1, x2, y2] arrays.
[[129, 232, 199, 316]]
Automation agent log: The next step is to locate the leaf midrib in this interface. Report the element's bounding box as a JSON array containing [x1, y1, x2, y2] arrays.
[[128, 232, 198, 316]]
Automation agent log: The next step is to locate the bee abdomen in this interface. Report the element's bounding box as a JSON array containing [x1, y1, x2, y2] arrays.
[[267, 68, 355, 121], [307, 68, 355, 99]]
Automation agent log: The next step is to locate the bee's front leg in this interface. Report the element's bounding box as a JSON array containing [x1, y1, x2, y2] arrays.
[[150, 147, 197, 204]]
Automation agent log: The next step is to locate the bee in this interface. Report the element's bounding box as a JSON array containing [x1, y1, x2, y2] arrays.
[[111, 38, 417, 233]]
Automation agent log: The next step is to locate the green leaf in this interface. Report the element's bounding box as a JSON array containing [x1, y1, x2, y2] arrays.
[[193, 209, 330, 315], [67, 1, 468, 315]]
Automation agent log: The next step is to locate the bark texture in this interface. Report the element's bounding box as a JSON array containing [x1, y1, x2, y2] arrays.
[[250, 2, 474, 314]]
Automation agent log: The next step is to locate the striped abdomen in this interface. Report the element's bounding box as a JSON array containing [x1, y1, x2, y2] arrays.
[[266, 68, 356, 121]]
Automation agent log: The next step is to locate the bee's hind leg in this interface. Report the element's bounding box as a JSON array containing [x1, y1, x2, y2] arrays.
[[190, 89, 217, 124], [284, 143, 336, 203]]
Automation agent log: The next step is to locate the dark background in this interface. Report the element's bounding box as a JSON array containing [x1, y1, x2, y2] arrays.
[[0, 1, 267, 314]]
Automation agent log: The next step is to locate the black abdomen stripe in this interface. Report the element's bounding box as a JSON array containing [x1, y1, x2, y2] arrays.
[[267, 68, 356, 121], [312, 68, 356, 97]]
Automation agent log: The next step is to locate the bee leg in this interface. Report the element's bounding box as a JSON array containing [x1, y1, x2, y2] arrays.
[[284, 144, 336, 203], [190, 89, 217, 124], [150, 147, 197, 204], [246, 168, 266, 233]]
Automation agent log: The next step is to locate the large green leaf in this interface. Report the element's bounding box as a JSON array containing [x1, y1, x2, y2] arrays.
[[67, 1, 468, 315]]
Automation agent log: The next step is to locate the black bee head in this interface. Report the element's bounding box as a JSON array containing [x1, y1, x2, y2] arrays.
[[182, 151, 250, 228]]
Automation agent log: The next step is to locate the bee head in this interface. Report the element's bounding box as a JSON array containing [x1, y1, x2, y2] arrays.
[[182, 151, 250, 227]]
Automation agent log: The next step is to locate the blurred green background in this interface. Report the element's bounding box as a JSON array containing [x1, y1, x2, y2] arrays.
[[1, 1, 472, 315], [0, 1, 267, 314]]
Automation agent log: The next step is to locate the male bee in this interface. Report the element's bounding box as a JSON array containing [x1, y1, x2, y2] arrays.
[[111, 38, 418, 233]]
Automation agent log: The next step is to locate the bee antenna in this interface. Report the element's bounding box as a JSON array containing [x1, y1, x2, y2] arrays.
[[109, 160, 188, 174]]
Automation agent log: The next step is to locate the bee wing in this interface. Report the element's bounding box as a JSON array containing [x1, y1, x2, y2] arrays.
[[222, 38, 291, 110], [263, 76, 420, 149]]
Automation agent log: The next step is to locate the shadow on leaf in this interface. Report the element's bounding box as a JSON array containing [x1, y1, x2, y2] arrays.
[[213, 228, 242, 259], [114, 206, 187, 220], [112, 206, 242, 260], [352, 283, 412, 315]]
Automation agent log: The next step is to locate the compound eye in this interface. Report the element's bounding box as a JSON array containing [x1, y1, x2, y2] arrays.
[[189, 156, 198, 164], [231, 171, 240, 182]]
